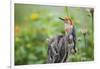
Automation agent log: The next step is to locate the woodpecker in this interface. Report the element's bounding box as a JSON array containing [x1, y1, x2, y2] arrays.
[[59, 16, 76, 53], [47, 16, 76, 63]]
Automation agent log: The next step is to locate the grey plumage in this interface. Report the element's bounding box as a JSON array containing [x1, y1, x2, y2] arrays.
[[47, 31, 76, 63]]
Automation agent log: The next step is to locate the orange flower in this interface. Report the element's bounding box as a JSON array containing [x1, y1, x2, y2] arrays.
[[15, 26, 20, 33]]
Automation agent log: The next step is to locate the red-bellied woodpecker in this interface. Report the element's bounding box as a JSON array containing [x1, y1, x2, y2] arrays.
[[59, 16, 76, 53], [47, 16, 76, 63]]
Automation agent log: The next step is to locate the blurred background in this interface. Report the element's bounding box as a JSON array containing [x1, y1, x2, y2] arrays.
[[14, 4, 94, 65]]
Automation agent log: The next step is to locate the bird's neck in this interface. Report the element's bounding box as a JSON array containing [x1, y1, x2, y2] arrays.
[[64, 23, 73, 34]]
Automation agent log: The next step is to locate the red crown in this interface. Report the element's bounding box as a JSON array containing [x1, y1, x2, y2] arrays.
[[64, 16, 73, 25]]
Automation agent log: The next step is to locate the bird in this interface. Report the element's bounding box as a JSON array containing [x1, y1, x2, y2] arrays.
[[47, 16, 76, 63], [59, 16, 76, 53]]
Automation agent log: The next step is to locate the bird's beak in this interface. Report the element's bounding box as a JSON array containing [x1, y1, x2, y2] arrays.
[[59, 17, 65, 21]]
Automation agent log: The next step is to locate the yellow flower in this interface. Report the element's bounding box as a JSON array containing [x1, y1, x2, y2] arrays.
[[30, 13, 39, 20]]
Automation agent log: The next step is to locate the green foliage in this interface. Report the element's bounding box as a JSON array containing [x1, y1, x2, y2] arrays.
[[15, 4, 94, 65]]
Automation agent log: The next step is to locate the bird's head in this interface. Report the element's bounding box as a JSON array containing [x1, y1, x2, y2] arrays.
[[59, 16, 74, 33]]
